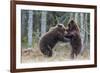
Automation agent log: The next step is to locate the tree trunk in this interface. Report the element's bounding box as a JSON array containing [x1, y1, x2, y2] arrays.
[[41, 11, 47, 36], [21, 11, 26, 38], [80, 13, 85, 54], [28, 11, 33, 49], [70, 12, 74, 20], [75, 13, 78, 24], [84, 13, 89, 48]]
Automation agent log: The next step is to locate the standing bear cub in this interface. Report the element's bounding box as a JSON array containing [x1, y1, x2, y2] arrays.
[[65, 20, 82, 59], [39, 24, 70, 57]]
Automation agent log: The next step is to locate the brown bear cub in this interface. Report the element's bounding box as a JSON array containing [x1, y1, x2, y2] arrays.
[[39, 24, 70, 57], [65, 20, 82, 59]]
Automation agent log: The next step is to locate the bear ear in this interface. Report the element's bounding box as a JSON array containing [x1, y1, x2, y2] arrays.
[[57, 24, 64, 28], [70, 20, 75, 24]]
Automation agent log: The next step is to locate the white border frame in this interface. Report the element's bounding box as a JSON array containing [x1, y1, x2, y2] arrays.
[[16, 5, 95, 69]]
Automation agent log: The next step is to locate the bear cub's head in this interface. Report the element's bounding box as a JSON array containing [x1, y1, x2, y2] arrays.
[[49, 24, 67, 37], [66, 20, 80, 32]]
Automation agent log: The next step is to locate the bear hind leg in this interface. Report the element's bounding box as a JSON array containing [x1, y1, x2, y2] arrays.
[[41, 45, 52, 57], [71, 49, 75, 59]]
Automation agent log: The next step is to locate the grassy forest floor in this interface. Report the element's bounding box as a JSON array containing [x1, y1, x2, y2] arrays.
[[21, 42, 90, 63]]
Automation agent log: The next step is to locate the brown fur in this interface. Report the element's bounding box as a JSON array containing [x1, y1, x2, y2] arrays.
[[65, 20, 82, 59], [39, 24, 70, 57]]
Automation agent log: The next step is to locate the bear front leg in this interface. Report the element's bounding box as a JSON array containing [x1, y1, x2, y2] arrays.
[[63, 37, 70, 42]]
